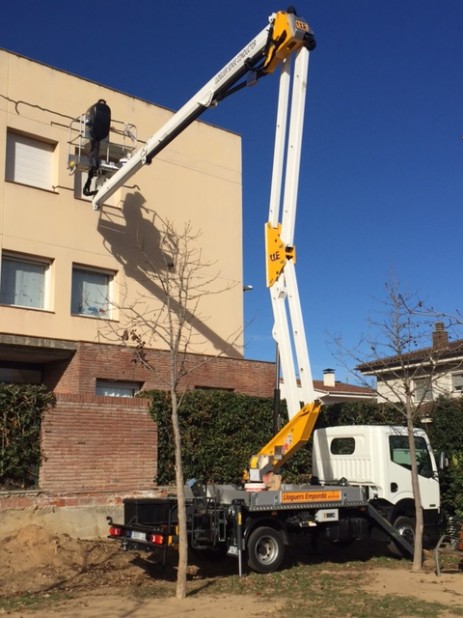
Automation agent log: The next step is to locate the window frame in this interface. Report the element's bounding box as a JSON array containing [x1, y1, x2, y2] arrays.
[[451, 372, 463, 393], [95, 379, 142, 398], [389, 434, 433, 478], [0, 366, 42, 385], [330, 437, 356, 455], [0, 251, 52, 310], [71, 264, 115, 319], [413, 377, 433, 402], [6, 130, 57, 191]]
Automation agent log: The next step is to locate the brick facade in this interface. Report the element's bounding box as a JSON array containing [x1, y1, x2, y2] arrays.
[[43, 340, 275, 398]]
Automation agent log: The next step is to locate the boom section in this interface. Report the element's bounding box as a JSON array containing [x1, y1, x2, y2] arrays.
[[266, 47, 314, 417], [248, 45, 322, 486], [92, 10, 315, 210]]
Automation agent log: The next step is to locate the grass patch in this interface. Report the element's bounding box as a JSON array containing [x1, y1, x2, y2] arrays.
[[0, 590, 71, 613], [199, 556, 462, 618]]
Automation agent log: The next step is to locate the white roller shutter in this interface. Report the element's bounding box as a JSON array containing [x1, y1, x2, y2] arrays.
[[6, 132, 54, 190]]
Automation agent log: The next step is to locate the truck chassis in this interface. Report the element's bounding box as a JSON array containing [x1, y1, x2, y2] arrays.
[[107, 482, 413, 574]]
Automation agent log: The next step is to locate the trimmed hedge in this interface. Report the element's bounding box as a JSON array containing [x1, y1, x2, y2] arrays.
[[317, 400, 404, 427], [151, 389, 283, 484], [428, 397, 463, 519]]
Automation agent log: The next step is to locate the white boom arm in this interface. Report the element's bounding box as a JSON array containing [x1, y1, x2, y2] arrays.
[[84, 8, 319, 482], [92, 9, 315, 210], [247, 43, 321, 485], [267, 47, 314, 419]]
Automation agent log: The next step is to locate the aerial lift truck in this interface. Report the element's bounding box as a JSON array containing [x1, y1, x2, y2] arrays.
[[71, 8, 440, 572]]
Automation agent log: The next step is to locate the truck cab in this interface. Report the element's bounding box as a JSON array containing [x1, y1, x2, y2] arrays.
[[312, 425, 440, 544]]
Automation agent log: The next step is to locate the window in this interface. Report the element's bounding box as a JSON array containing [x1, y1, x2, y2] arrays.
[[194, 386, 235, 392], [0, 367, 42, 385], [452, 373, 463, 393], [71, 266, 113, 318], [389, 435, 433, 478], [330, 437, 356, 455], [96, 380, 142, 397], [0, 253, 50, 309], [6, 131, 55, 190], [413, 377, 433, 402]]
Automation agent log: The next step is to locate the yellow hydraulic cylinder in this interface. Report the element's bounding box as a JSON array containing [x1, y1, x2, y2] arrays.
[[248, 400, 322, 480]]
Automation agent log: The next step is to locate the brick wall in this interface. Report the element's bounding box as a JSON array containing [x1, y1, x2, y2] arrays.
[[49, 341, 276, 398], [39, 394, 157, 493], [0, 488, 165, 510]]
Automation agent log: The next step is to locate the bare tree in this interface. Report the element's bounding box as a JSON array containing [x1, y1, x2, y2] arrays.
[[334, 281, 452, 571], [106, 218, 238, 599]]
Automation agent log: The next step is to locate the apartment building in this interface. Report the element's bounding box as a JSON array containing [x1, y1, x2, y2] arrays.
[[0, 50, 276, 523]]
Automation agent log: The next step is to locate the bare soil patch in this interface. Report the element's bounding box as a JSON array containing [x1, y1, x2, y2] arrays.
[[1, 525, 462, 617]]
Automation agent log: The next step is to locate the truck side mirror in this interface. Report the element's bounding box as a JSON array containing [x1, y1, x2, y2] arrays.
[[438, 451, 448, 470]]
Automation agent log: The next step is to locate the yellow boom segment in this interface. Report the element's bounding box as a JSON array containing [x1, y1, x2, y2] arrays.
[[248, 400, 322, 483]]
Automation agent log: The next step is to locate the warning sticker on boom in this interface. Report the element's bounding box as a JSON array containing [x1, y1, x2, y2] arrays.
[[281, 490, 342, 504]]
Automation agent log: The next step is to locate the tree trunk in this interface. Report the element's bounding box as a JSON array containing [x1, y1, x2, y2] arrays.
[[406, 402, 424, 571], [171, 390, 188, 599]]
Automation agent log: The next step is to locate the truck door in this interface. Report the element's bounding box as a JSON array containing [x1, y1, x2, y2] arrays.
[[388, 434, 439, 510]]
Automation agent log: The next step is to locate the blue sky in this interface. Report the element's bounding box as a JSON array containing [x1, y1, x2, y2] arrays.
[[2, 1, 462, 382]]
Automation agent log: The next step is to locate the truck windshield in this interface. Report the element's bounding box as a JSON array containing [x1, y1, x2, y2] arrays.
[[389, 435, 433, 478]]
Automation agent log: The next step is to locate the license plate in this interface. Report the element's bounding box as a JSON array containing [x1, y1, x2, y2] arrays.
[[130, 531, 147, 541]]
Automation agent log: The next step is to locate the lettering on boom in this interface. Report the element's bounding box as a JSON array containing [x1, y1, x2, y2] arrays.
[[214, 39, 258, 86], [295, 20, 309, 32], [281, 490, 342, 504]]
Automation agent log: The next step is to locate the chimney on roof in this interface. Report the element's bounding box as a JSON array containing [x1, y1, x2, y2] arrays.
[[323, 368, 336, 387], [432, 322, 449, 352]]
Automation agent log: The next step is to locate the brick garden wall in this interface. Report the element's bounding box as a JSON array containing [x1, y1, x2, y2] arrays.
[[0, 343, 275, 513], [39, 394, 157, 493], [0, 393, 157, 512]]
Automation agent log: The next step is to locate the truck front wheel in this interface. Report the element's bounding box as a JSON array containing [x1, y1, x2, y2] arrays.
[[246, 526, 285, 573], [388, 515, 415, 557]]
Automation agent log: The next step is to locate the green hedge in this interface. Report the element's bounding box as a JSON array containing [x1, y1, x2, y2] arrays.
[[0, 384, 55, 489], [151, 389, 281, 484], [317, 400, 404, 427], [427, 397, 463, 520]]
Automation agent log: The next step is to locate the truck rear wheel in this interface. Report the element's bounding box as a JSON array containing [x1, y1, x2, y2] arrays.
[[246, 526, 285, 573], [388, 515, 415, 557]]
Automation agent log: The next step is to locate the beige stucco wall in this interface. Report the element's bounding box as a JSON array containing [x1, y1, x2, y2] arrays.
[[375, 368, 460, 402], [0, 50, 244, 357]]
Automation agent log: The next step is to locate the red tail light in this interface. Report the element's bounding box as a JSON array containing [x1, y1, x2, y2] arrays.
[[109, 526, 123, 536], [149, 533, 165, 545]]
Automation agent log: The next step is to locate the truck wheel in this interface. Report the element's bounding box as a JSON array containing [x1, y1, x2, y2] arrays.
[[388, 515, 415, 557], [246, 526, 285, 573]]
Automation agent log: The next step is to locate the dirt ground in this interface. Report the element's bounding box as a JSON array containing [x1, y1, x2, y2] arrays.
[[0, 525, 462, 617]]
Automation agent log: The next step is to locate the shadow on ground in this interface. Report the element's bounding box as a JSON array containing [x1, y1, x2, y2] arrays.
[[131, 535, 396, 582]]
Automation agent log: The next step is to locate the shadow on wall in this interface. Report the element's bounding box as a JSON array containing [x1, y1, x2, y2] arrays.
[[97, 191, 241, 358]]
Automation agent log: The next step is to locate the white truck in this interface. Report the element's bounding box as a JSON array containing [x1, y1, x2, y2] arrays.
[[107, 423, 440, 573]]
